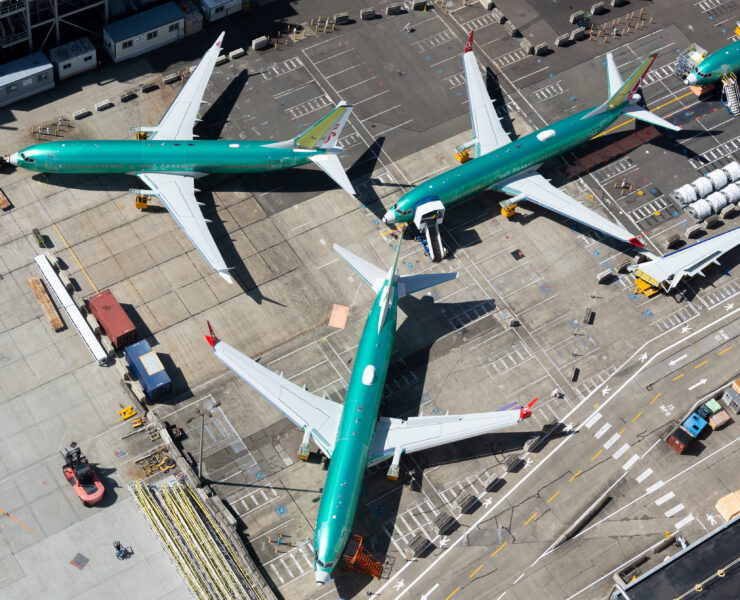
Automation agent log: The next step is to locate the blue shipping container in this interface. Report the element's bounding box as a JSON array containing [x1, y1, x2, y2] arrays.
[[682, 413, 708, 438], [125, 340, 172, 401]]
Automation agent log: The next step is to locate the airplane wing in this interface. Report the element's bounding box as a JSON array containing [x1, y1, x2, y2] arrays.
[[137, 173, 232, 283], [152, 31, 225, 141], [494, 171, 644, 247], [463, 31, 512, 157], [208, 329, 343, 458], [368, 402, 534, 465]]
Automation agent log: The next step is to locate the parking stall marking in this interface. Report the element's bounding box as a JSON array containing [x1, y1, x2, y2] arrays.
[[286, 94, 332, 120], [493, 48, 528, 69], [462, 13, 498, 31], [413, 28, 458, 52], [641, 64, 677, 86], [664, 503, 685, 518], [627, 195, 676, 224], [594, 423, 611, 440], [533, 81, 565, 103], [655, 491, 676, 506], [592, 157, 636, 184], [636, 468, 653, 483], [262, 57, 305, 80], [655, 303, 701, 332], [702, 280, 740, 308], [612, 443, 630, 459], [688, 134, 740, 169]]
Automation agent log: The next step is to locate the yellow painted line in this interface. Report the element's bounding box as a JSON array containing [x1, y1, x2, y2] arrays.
[[592, 91, 694, 138], [52, 224, 98, 293], [547, 491, 560, 504], [446, 587, 461, 600], [569, 470, 582, 483], [673, 373, 684, 381], [618, 427, 626, 435], [694, 360, 708, 369], [524, 512, 538, 525], [650, 393, 661, 405], [490, 541, 507, 558], [718, 346, 733, 355], [591, 449, 603, 462], [469, 564, 484, 578], [378, 228, 399, 237], [632, 411, 643, 422], [0, 508, 36, 534]]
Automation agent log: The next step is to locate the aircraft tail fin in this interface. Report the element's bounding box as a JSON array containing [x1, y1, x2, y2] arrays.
[[294, 101, 353, 150], [583, 52, 658, 118]]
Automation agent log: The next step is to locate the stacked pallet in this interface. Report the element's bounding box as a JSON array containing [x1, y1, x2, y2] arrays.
[[28, 277, 64, 331]]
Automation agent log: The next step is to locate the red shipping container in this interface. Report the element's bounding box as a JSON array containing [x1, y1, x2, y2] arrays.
[[89, 289, 137, 350]]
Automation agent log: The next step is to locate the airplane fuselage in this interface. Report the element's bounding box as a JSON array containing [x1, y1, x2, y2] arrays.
[[685, 39, 740, 86], [11, 139, 320, 175], [313, 281, 398, 582], [386, 105, 623, 224]]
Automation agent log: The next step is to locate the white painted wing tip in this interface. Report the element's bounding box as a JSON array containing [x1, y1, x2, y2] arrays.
[[218, 270, 234, 284]]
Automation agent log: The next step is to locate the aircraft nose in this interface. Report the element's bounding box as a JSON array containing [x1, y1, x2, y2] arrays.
[[684, 73, 698, 86], [7, 152, 18, 166], [315, 570, 331, 586], [382, 210, 395, 225]]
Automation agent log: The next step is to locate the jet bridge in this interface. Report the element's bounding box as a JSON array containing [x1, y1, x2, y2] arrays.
[[630, 227, 740, 294]]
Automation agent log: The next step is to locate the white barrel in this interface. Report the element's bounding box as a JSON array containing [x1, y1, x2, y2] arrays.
[[722, 160, 740, 183], [673, 183, 697, 204], [706, 168, 728, 191], [691, 176, 714, 198], [722, 182, 740, 204], [707, 191, 728, 213], [687, 199, 713, 220]]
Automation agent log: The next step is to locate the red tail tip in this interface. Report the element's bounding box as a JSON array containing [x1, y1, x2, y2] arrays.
[[464, 30, 474, 53], [628, 236, 645, 249], [205, 320, 218, 348], [519, 397, 537, 420]]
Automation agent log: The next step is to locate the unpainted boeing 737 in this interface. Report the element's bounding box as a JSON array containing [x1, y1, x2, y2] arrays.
[[205, 240, 537, 585], [383, 32, 681, 249], [7, 33, 356, 284], [683, 39, 740, 86]]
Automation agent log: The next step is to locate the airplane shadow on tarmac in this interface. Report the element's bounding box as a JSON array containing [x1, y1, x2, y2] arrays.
[[329, 294, 561, 597]]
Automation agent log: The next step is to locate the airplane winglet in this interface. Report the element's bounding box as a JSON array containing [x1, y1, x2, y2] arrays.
[[206, 320, 219, 348], [519, 397, 538, 420], [628, 236, 645, 249], [465, 30, 474, 53]]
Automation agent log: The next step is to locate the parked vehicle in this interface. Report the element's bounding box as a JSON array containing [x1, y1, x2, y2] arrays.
[[62, 446, 104, 506]]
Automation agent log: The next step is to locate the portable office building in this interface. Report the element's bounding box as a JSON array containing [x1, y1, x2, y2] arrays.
[[49, 38, 97, 81], [0, 51, 54, 108], [104, 2, 185, 63], [199, 0, 241, 22]]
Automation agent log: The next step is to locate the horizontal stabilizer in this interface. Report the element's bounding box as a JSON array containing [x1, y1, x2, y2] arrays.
[[333, 244, 386, 292], [309, 153, 356, 197], [622, 106, 681, 131], [397, 272, 458, 298]]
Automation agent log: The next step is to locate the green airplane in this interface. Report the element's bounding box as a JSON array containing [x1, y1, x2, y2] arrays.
[[7, 32, 356, 284], [684, 39, 740, 86], [383, 32, 681, 257], [205, 240, 537, 585]]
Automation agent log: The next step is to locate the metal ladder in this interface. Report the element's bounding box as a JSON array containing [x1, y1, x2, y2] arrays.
[[722, 73, 740, 116], [413, 199, 447, 262], [421, 219, 445, 261]]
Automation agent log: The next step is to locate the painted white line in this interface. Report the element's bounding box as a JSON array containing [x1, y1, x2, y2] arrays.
[[645, 480, 665, 494], [513, 573, 525, 584], [675, 514, 694, 529], [664, 503, 685, 518], [655, 491, 675, 506], [512, 66, 550, 83], [584, 413, 602, 429], [375, 118, 414, 137], [603, 432, 620, 449], [336, 76, 377, 93], [325, 62, 367, 78], [622, 454, 640, 471], [635, 468, 653, 483], [361, 104, 402, 122], [612, 443, 630, 459], [311, 47, 355, 65], [594, 423, 611, 439], [424, 583, 440, 596], [353, 89, 389, 105], [389, 307, 740, 599]]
